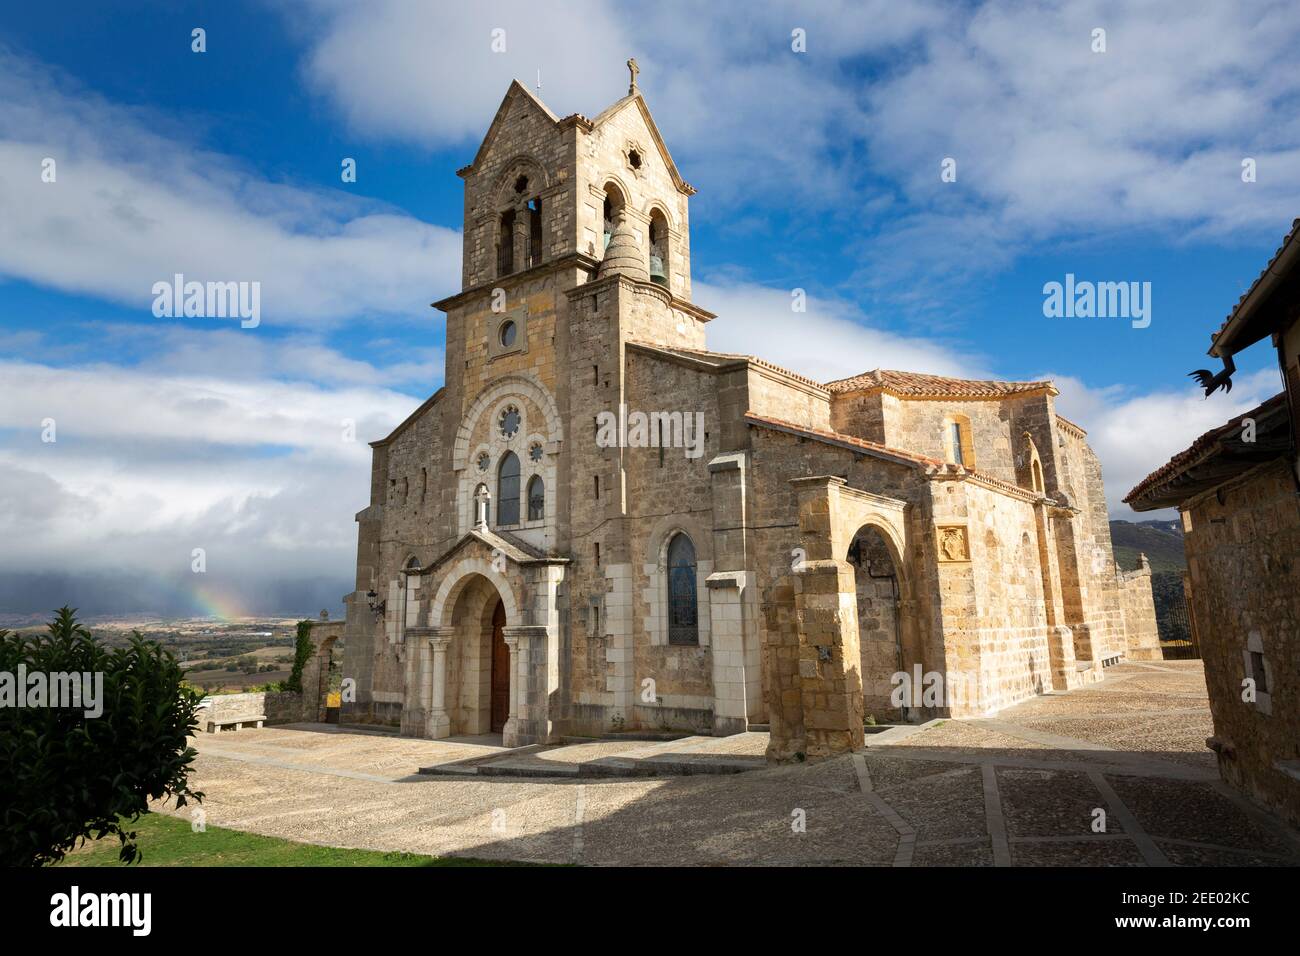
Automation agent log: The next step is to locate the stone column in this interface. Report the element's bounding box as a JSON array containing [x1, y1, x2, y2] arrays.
[[501, 630, 521, 747], [426, 629, 452, 739], [502, 623, 550, 746], [405, 625, 451, 738], [787, 476, 865, 760], [706, 571, 754, 736], [1032, 502, 1078, 691]]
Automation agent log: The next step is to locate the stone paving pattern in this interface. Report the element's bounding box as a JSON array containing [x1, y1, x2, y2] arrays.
[[163, 662, 1298, 865]]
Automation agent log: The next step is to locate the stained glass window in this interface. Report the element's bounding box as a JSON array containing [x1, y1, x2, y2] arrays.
[[497, 452, 520, 526], [667, 533, 698, 646]]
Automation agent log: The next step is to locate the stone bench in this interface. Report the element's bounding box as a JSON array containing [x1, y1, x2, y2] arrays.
[[208, 715, 266, 733]]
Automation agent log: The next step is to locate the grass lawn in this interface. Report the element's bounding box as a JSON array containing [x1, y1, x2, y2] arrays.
[[53, 812, 523, 867]]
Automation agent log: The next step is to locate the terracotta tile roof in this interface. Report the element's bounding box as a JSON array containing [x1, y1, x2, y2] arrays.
[[744, 413, 1046, 504], [743, 413, 947, 469], [630, 342, 827, 391], [1124, 392, 1290, 509], [823, 369, 1056, 398], [1210, 217, 1300, 355]]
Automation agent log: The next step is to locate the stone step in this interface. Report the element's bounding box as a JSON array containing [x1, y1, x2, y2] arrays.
[[418, 752, 764, 779]]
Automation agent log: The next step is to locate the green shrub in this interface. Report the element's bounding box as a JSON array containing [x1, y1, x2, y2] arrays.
[[0, 607, 204, 866], [284, 620, 313, 694]]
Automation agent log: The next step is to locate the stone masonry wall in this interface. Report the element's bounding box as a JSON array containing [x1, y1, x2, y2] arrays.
[[1184, 458, 1300, 828], [1117, 556, 1162, 660]]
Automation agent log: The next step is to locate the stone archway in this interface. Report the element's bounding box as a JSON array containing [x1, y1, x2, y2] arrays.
[[847, 523, 913, 722], [438, 572, 510, 737]]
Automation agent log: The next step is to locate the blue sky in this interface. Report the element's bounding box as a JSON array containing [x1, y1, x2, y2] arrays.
[[2, 0, 1298, 617]]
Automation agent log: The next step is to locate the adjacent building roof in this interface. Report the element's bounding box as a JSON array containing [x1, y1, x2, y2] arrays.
[[1124, 392, 1293, 511], [1209, 217, 1300, 358], [823, 369, 1057, 399]]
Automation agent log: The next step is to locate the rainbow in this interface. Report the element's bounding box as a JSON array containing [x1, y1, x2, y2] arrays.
[[188, 583, 249, 622]]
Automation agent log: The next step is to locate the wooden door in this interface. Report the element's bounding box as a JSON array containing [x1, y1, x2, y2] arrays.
[[490, 599, 509, 732]]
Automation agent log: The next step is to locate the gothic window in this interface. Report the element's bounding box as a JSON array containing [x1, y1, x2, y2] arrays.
[[527, 475, 545, 521], [497, 452, 520, 526], [667, 532, 698, 646], [497, 209, 515, 276]]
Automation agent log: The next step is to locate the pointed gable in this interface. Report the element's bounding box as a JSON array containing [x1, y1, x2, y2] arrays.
[[459, 80, 562, 178], [588, 93, 696, 196]]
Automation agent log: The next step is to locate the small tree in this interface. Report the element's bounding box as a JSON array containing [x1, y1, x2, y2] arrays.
[[0, 607, 204, 866]]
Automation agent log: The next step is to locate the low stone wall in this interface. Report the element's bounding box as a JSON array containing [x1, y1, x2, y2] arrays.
[[196, 690, 303, 732], [1117, 555, 1162, 661]]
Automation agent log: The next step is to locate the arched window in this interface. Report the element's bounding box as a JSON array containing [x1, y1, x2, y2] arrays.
[[527, 197, 543, 267], [943, 414, 975, 469], [403, 557, 422, 629], [648, 209, 669, 287], [667, 533, 698, 646], [497, 452, 520, 526], [602, 183, 625, 251], [497, 208, 515, 276], [527, 475, 545, 522]]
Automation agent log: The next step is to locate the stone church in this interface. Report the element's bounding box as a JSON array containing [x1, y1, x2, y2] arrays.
[[340, 72, 1160, 761]]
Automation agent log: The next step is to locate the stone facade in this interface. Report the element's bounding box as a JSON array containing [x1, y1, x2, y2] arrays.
[[1182, 460, 1300, 826], [340, 77, 1156, 759]]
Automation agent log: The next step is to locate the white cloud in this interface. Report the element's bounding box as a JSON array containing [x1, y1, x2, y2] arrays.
[[695, 279, 988, 383], [858, 0, 1300, 283], [281, 0, 942, 206], [0, 333, 426, 583], [0, 47, 460, 325], [1049, 367, 1284, 518]]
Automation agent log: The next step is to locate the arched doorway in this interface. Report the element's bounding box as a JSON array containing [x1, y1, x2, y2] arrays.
[[847, 524, 913, 722], [490, 599, 509, 733], [437, 573, 513, 737]]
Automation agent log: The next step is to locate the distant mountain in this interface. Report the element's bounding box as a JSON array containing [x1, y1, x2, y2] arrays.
[[1109, 519, 1186, 574]]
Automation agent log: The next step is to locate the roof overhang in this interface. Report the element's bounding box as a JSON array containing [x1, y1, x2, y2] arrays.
[[1124, 393, 1293, 510], [1211, 219, 1300, 358]]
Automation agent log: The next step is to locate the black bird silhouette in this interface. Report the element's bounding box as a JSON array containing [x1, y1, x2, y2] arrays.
[[1189, 355, 1236, 397]]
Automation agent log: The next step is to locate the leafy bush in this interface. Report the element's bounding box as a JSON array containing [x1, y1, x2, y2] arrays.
[[0, 607, 204, 866], [284, 620, 314, 694]]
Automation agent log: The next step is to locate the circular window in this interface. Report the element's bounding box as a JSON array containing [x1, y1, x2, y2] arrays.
[[476, 452, 490, 472], [529, 442, 544, 463], [499, 320, 517, 348], [499, 405, 521, 439]]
